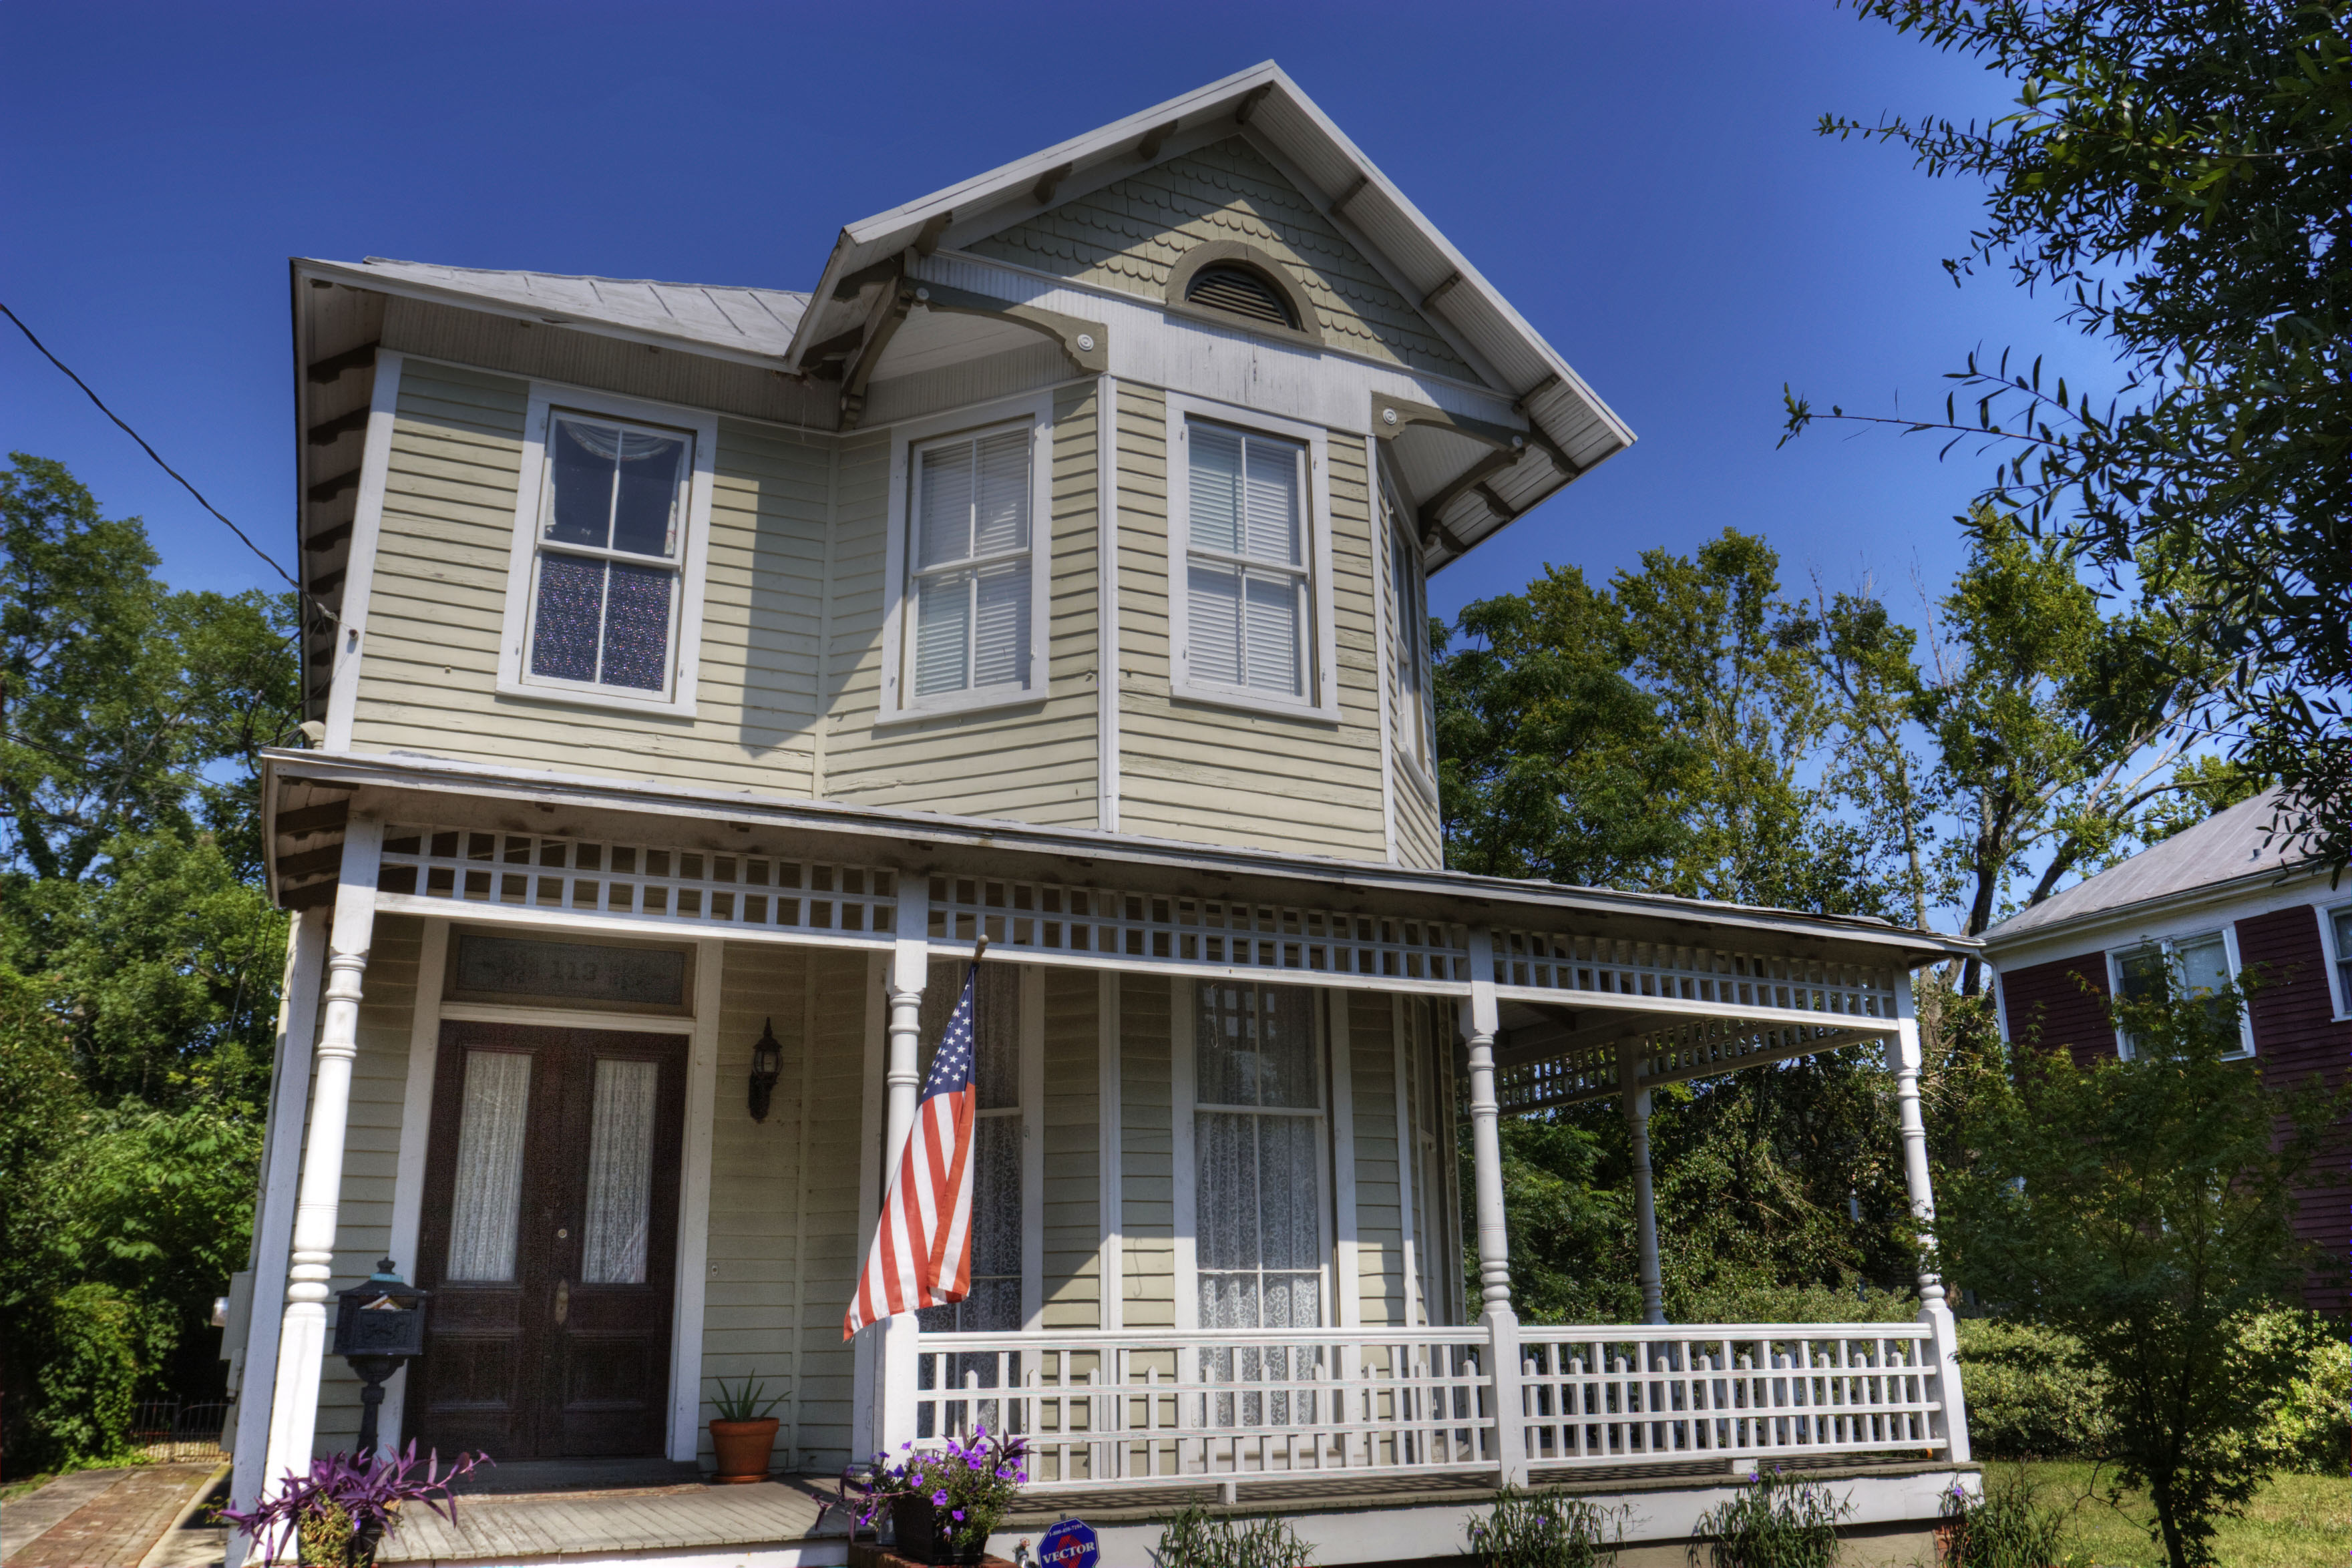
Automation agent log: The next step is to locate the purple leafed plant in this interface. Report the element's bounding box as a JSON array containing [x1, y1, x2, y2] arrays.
[[221, 1442, 489, 1566]]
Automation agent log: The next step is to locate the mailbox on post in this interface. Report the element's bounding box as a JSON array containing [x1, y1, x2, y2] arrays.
[[333, 1258, 429, 1460]]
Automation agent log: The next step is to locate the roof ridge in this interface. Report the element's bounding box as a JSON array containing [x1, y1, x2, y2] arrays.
[[358, 256, 810, 298]]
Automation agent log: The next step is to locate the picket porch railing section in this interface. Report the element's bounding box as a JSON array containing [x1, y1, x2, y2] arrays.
[[906, 1320, 1952, 1494]]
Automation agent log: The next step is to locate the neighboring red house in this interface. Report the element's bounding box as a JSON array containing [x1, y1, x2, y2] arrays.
[[1981, 789, 2351, 1316]]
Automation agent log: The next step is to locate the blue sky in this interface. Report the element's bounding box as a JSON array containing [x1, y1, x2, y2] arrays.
[[3, 0, 2105, 626]]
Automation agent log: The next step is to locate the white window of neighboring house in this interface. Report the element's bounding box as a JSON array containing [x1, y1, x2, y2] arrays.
[[1382, 470, 1436, 779], [2109, 928, 2252, 1058], [498, 388, 716, 717], [1166, 395, 1336, 720], [1187, 980, 1330, 1334], [2323, 902, 2352, 1020], [881, 397, 1052, 721]]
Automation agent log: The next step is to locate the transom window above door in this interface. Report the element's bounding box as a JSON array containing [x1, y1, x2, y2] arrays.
[[498, 389, 716, 717]]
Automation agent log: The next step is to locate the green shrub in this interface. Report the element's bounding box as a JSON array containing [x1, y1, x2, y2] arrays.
[[2242, 1311, 2351, 1475], [1466, 1485, 1622, 1566], [1155, 1504, 1314, 1567], [1939, 1471, 2076, 1568], [1688, 1468, 1848, 1568], [1955, 1320, 2112, 1460], [23, 1282, 142, 1467], [1672, 1277, 1918, 1327]]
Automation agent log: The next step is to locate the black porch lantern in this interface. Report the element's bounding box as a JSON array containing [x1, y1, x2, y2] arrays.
[[333, 1259, 429, 1459], [748, 1018, 783, 1122]]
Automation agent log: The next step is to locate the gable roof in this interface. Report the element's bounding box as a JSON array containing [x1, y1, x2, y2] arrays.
[[1981, 787, 2324, 946], [791, 61, 1633, 563]]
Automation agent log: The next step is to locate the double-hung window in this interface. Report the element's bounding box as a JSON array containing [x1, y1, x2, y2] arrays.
[[2329, 904, 2352, 1018], [1192, 982, 1326, 1332], [884, 402, 1050, 719], [1168, 397, 1334, 718], [500, 390, 714, 715], [2110, 930, 2249, 1057], [1383, 472, 1436, 777]]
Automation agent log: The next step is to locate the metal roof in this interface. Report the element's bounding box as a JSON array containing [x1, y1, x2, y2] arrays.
[[1981, 787, 2322, 946], [320, 256, 810, 363]]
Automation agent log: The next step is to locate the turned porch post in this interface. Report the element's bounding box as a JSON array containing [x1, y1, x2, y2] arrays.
[[1460, 928, 1527, 1485], [1891, 968, 1971, 1462], [873, 878, 930, 1456], [1615, 1042, 1667, 1326], [259, 819, 382, 1515]]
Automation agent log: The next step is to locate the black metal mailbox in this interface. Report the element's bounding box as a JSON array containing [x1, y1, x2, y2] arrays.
[[333, 1258, 430, 1360]]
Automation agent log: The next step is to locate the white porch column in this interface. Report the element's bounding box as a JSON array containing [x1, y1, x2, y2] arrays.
[[873, 878, 930, 1456], [1615, 1042, 1667, 1326], [226, 907, 329, 1565], [1459, 928, 1527, 1485], [259, 819, 383, 1507], [1891, 970, 1971, 1462]]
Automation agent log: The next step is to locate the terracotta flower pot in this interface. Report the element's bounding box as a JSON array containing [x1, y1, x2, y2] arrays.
[[709, 1417, 780, 1484]]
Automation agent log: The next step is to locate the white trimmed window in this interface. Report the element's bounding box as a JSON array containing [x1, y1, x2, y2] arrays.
[[882, 399, 1053, 721], [2323, 902, 2352, 1019], [2109, 929, 2252, 1058], [1187, 981, 1329, 1332], [1167, 396, 1336, 719], [1383, 471, 1436, 777], [498, 389, 715, 717]]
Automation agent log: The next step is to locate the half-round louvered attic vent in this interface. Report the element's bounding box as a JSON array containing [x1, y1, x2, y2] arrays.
[[1184, 263, 1299, 329]]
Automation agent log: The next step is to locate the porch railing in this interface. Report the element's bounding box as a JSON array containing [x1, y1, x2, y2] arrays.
[[908, 1320, 1952, 1493]]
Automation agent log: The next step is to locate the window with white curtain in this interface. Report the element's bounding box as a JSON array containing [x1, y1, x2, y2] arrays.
[[1182, 420, 1311, 702], [580, 1057, 658, 1284], [1193, 982, 1324, 1334], [524, 412, 695, 698], [916, 965, 1024, 1334], [905, 425, 1034, 704], [1383, 472, 1436, 775], [445, 1050, 532, 1282]]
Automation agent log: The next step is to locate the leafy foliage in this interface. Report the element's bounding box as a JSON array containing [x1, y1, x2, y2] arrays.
[[1786, 0, 2351, 874], [220, 1443, 485, 1568], [855, 1424, 1030, 1557], [1937, 974, 2341, 1567], [1956, 1318, 2116, 1459], [1466, 1485, 1623, 1567], [1155, 1505, 1316, 1568], [1940, 1471, 2079, 1568], [1688, 1468, 1850, 1568]]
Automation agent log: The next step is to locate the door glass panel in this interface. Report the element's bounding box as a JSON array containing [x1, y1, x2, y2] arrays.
[[447, 1050, 532, 1282], [582, 1057, 659, 1284]]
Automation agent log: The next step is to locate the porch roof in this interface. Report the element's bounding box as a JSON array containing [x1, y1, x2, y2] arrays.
[[261, 747, 1973, 972]]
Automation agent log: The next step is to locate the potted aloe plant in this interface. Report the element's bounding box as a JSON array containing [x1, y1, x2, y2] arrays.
[[221, 1442, 485, 1567], [854, 1424, 1030, 1565], [709, 1376, 784, 1483]]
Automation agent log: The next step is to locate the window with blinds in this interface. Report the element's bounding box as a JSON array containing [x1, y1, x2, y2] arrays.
[[1184, 419, 1310, 701], [906, 425, 1035, 703], [1384, 474, 1436, 773], [525, 413, 693, 697]]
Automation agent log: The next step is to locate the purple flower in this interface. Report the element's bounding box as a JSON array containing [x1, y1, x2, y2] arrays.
[[953, 1509, 967, 1521], [932, 1490, 950, 1507]]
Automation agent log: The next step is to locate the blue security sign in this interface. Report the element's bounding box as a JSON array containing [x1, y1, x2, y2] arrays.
[[1037, 1517, 1099, 1568]]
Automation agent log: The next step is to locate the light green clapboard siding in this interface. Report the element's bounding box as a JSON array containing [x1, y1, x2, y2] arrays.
[[695, 942, 807, 1469], [352, 362, 835, 795], [969, 138, 1473, 381], [1395, 770, 1443, 870], [311, 915, 423, 1455], [1119, 976, 1175, 1328], [1347, 990, 1405, 1328], [1113, 383, 1388, 859], [821, 384, 1103, 825], [1041, 969, 1101, 1329], [789, 948, 871, 1468]]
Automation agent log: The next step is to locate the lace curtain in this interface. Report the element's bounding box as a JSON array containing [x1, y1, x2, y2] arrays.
[[582, 1057, 658, 1284], [1194, 982, 1324, 1340], [446, 1051, 532, 1282]]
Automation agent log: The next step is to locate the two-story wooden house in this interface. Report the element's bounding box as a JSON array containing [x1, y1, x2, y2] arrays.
[[1982, 789, 2350, 1318], [226, 63, 1979, 1567]]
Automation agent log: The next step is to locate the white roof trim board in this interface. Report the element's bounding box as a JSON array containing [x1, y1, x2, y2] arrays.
[[1980, 787, 2328, 947]]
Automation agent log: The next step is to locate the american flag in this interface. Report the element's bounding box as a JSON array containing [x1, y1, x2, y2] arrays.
[[843, 965, 979, 1339]]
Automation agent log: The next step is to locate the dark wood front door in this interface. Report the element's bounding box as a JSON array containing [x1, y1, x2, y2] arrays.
[[411, 1022, 687, 1460]]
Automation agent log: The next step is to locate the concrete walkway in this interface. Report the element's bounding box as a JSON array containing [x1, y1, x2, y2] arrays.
[[3, 1463, 220, 1568]]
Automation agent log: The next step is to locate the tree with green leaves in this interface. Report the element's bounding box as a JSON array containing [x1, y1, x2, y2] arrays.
[[0, 453, 299, 1464], [1785, 0, 2350, 875], [1937, 972, 2339, 1568]]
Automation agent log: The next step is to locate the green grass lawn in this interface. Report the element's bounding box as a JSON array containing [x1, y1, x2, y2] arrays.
[[1983, 1461, 2349, 1568]]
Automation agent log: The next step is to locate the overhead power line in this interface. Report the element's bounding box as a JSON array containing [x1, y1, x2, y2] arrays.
[[2, 299, 316, 605]]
